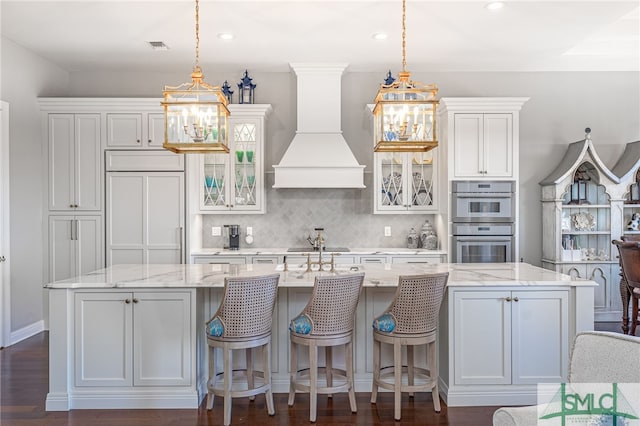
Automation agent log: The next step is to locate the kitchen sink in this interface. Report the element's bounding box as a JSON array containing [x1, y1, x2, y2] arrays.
[[287, 247, 350, 252]]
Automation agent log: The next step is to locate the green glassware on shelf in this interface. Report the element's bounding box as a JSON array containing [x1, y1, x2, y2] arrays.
[[235, 150, 244, 163], [246, 150, 254, 163]]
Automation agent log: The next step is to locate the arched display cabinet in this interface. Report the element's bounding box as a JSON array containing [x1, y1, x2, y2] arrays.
[[540, 131, 625, 322]]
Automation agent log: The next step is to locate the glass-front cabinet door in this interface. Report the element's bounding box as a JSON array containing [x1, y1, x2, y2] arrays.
[[198, 105, 271, 214], [374, 150, 437, 213]]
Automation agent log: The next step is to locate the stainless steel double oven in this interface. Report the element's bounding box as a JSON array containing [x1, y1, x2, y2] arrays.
[[451, 181, 515, 263]]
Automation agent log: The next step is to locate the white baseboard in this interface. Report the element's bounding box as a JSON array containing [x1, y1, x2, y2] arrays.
[[9, 320, 45, 346]]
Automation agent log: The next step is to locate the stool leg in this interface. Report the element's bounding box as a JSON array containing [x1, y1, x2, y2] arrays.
[[407, 345, 414, 397], [310, 343, 318, 423], [326, 346, 333, 398], [371, 336, 380, 404], [223, 344, 233, 426], [264, 340, 275, 416], [346, 339, 357, 414], [632, 295, 639, 336], [429, 340, 441, 413], [394, 341, 402, 421], [288, 339, 296, 407], [206, 345, 215, 410], [246, 347, 255, 401]]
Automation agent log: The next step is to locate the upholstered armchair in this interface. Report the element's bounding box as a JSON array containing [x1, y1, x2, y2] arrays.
[[492, 331, 640, 426]]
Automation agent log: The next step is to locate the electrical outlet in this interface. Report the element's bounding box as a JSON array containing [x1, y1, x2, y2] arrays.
[[246, 226, 253, 236], [384, 226, 391, 237], [211, 226, 221, 236]]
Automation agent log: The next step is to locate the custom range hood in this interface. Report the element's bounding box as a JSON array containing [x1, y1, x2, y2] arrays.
[[273, 63, 365, 188]]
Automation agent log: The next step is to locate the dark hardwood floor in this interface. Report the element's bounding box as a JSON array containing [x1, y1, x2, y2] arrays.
[[0, 332, 503, 425]]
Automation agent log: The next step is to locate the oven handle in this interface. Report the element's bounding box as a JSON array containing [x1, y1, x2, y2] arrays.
[[454, 237, 513, 242], [454, 193, 513, 198]]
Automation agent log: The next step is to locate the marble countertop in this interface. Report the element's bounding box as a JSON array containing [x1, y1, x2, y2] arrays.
[[45, 263, 596, 289], [191, 248, 448, 256]]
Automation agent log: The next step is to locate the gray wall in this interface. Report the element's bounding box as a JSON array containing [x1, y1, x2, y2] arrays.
[[69, 69, 640, 263], [1, 37, 69, 333], [1, 43, 639, 336]]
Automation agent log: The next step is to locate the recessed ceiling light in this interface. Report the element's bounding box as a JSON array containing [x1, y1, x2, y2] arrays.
[[372, 33, 388, 41], [485, 1, 505, 10], [147, 41, 170, 51], [217, 33, 234, 40]]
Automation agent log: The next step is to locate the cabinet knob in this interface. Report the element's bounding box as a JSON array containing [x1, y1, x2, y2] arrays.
[[513, 296, 519, 302], [69, 204, 74, 208], [137, 139, 141, 143], [505, 296, 512, 302], [74, 204, 79, 208], [125, 299, 131, 304], [0, 256, 5, 262], [148, 139, 152, 144], [133, 298, 139, 304]]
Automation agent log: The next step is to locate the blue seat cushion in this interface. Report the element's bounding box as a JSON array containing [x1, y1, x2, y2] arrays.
[[289, 314, 312, 334], [372, 313, 396, 333], [207, 317, 225, 337]]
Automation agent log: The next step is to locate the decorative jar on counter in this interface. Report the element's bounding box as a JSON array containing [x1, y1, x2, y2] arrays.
[[420, 220, 438, 250], [407, 228, 419, 249]]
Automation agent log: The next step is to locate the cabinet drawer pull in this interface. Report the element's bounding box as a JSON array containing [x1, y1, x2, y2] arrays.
[[125, 299, 131, 304], [505, 296, 512, 302], [132, 298, 139, 304]]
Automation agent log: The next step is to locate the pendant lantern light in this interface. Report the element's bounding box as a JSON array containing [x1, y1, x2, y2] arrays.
[[162, 0, 230, 154], [373, 0, 439, 153]]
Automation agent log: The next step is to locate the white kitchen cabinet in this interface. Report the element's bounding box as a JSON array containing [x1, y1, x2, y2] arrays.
[[106, 171, 184, 265], [390, 255, 442, 264], [451, 289, 568, 387], [198, 105, 271, 214], [439, 98, 527, 183], [49, 215, 103, 282], [48, 114, 101, 211], [453, 113, 513, 178], [374, 150, 438, 213], [106, 112, 165, 149], [249, 255, 281, 264], [192, 255, 246, 264], [74, 290, 192, 387]]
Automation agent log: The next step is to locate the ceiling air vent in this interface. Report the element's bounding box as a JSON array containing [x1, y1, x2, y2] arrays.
[[147, 41, 169, 51]]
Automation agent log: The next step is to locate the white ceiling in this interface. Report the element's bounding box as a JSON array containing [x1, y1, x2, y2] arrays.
[[1, 0, 638, 74]]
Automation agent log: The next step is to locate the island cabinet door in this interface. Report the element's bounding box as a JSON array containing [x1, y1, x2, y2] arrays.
[[74, 292, 133, 387], [453, 290, 511, 385], [133, 291, 192, 386], [511, 290, 569, 384]]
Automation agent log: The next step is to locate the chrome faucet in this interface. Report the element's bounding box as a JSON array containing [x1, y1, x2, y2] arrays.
[[305, 227, 337, 272], [306, 227, 325, 251]]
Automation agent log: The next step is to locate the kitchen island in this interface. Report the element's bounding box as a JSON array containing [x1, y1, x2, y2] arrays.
[[45, 262, 595, 410]]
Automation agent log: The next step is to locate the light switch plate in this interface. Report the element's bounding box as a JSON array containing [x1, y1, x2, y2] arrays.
[[246, 226, 253, 236], [384, 226, 391, 237], [212, 226, 221, 236]]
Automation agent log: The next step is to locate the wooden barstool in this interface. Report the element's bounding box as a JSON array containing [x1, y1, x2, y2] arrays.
[[613, 240, 640, 336], [205, 273, 280, 426], [288, 273, 365, 423], [370, 272, 449, 421]]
